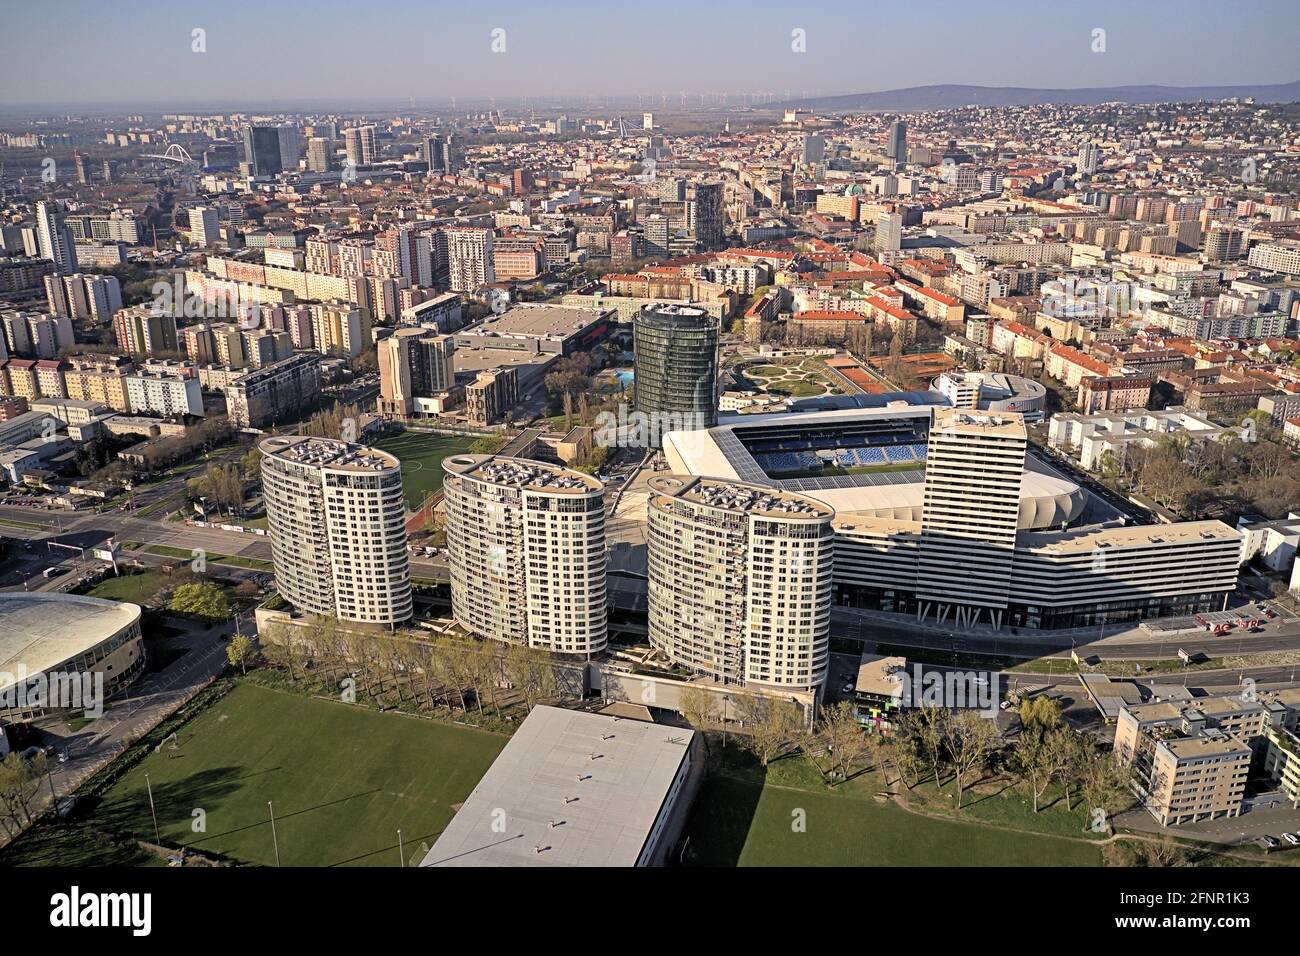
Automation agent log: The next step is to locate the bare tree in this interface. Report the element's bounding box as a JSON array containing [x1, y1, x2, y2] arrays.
[[946, 712, 998, 808], [736, 695, 802, 767]]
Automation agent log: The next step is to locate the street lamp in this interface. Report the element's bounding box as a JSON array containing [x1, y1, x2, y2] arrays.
[[144, 773, 161, 844], [268, 800, 281, 866]]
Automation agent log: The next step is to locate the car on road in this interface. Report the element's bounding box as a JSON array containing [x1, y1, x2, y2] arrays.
[[840, 683, 854, 694], [1284, 833, 1300, 846]]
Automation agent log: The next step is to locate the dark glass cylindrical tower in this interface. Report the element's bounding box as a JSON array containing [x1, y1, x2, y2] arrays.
[[632, 304, 719, 448]]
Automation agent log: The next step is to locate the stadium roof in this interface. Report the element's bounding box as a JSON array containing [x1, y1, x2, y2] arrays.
[[0, 593, 141, 691], [420, 706, 694, 867]]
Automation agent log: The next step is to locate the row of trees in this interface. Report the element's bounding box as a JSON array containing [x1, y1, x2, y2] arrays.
[[678, 689, 1130, 819], [259, 620, 563, 718]]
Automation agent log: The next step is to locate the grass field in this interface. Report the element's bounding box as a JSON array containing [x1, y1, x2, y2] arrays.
[[143, 545, 273, 572], [86, 569, 170, 605], [38, 683, 505, 867], [682, 751, 1103, 867], [372, 432, 480, 510]]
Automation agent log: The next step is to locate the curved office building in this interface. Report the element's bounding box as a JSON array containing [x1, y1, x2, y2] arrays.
[[632, 304, 719, 447]]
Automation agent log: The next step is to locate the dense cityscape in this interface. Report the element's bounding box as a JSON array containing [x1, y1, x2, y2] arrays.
[[2, 1, 1299, 933]]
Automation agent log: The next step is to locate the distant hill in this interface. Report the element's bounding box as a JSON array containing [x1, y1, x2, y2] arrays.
[[775, 81, 1300, 112]]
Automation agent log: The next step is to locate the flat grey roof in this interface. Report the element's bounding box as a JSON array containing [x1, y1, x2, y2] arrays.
[[459, 304, 610, 341], [420, 705, 694, 867]]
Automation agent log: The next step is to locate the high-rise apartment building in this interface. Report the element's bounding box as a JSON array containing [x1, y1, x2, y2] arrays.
[[646, 475, 834, 691], [45, 273, 122, 321], [35, 201, 78, 274], [306, 136, 332, 172], [343, 125, 377, 167], [260, 435, 412, 626], [277, 124, 300, 171], [422, 134, 444, 172], [443, 454, 607, 655], [112, 306, 179, 357], [378, 326, 456, 416], [1077, 142, 1101, 176], [802, 134, 825, 165], [188, 206, 220, 247], [916, 409, 1027, 627], [875, 210, 902, 253], [310, 302, 368, 358], [463, 366, 518, 425], [223, 352, 321, 428], [687, 181, 724, 248], [445, 227, 495, 292]]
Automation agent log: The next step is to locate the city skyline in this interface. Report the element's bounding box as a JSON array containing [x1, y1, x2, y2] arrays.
[[2, 0, 1300, 108]]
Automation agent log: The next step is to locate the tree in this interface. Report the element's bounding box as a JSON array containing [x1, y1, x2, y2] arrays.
[[910, 706, 950, 789], [169, 582, 230, 621], [0, 752, 44, 833], [1013, 725, 1073, 812], [241, 447, 262, 482], [736, 695, 802, 767], [814, 701, 870, 784], [1018, 696, 1062, 738], [679, 685, 718, 749], [866, 731, 899, 787], [503, 643, 554, 712], [1074, 738, 1129, 827], [226, 634, 254, 675], [946, 712, 998, 808]]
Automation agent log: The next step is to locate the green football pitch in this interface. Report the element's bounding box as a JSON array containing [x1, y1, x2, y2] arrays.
[[372, 432, 479, 510], [87, 683, 504, 867]]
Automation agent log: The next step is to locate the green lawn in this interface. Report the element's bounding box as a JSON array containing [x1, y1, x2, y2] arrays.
[[144, 545, 273, 571], [55, 683, 505, 867], [0, 516, 43, 530], [682, 751, 1103, 867], [766, 380, 826, 397], [86, 569, 170, 606], [373, 432, 480, 510]]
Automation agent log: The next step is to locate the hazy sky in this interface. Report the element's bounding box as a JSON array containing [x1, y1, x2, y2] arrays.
[[2, 0, 1298, 107]]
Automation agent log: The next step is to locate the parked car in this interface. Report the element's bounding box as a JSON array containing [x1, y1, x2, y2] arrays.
[[1283, 833, 1300, 846], [1261, 835, 1280, 849]]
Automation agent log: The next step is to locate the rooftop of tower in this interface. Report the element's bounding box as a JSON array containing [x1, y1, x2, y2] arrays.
[[931, 407, 1028, 438], [649, 474, 833, 519], [259, 435, 400, 473], [443, 454, 603, 494]]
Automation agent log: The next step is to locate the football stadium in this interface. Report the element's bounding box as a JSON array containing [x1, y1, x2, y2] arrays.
[[664, 402, 1085, 528]]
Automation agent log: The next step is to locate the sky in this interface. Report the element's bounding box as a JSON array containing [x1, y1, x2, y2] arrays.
[[1, 0, 1297, 108]]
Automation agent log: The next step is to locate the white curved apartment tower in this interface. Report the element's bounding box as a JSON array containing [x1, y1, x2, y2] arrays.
[[443, 454, 607, 655], [646, 475, 834, 692], [260, 436, 412, 626]]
